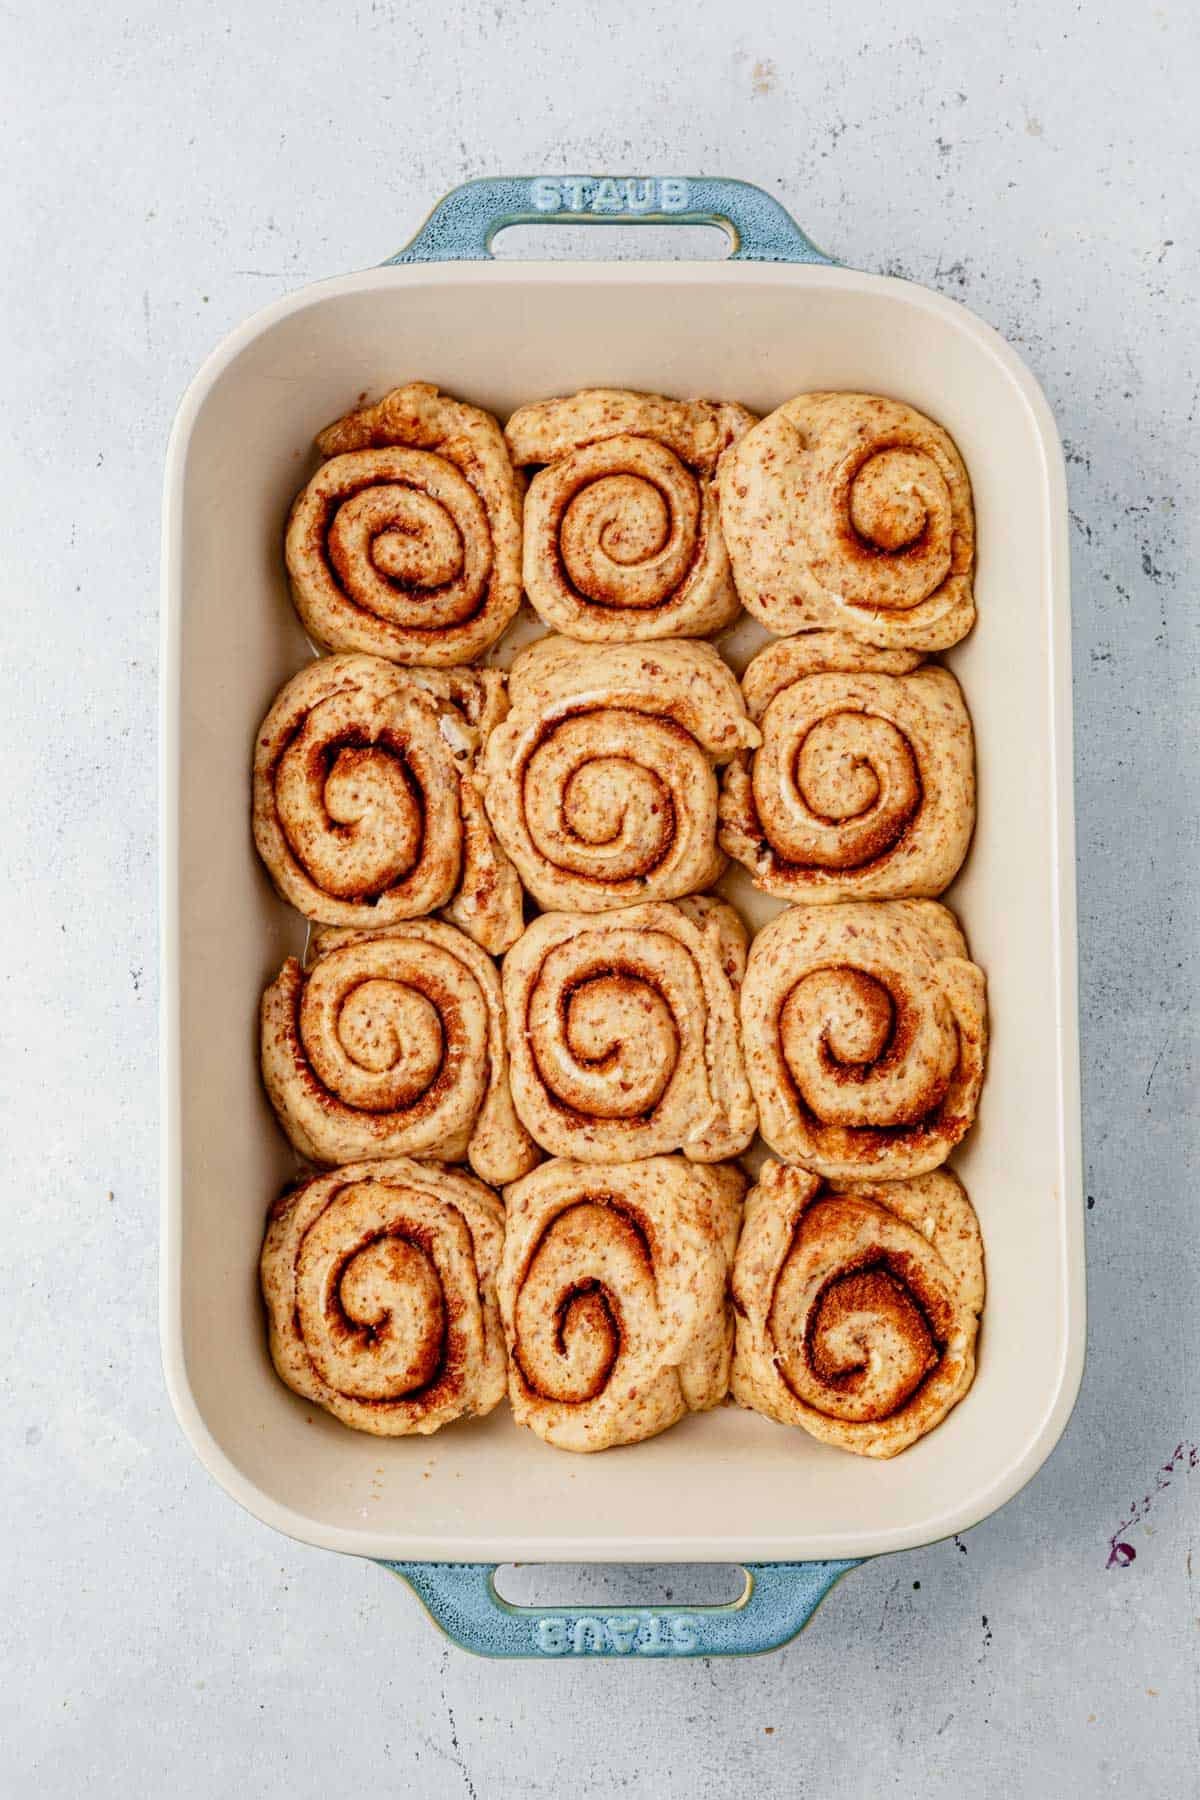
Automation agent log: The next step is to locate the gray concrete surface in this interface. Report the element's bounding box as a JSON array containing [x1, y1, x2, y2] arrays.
[[2, 0, 1197, 1792]]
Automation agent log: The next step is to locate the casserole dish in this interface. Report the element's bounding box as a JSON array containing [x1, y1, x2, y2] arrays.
[[161, 177, 1084, 1656]]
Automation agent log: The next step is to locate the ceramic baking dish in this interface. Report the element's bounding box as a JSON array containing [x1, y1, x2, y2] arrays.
[[160, 177, 1084, 1657]]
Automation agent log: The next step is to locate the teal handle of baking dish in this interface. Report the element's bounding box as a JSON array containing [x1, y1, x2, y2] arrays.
[[385, 175, 833, 265], [382, 1560, 860, 1659], [378, 173, 850, 1656]]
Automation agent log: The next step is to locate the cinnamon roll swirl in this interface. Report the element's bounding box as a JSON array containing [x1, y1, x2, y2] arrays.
[[260, 1157, 507, 1436], [285, 382, 522, 665], [253, 654, 522, 954], [478, 635, 759, 912], [260, 919, 538, 1186], [731, 1159, 984, 1457], [740, 901, 987, 1179], [502, 900, 756, 1164], [719, 631, 975, 901], [505, 389, 755, 641], [719, 393, 975, 650], [499, 1156, 745, 1451]]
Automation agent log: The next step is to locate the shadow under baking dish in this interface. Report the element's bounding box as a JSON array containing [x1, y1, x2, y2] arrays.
[[161, 259, 1083, 1564]]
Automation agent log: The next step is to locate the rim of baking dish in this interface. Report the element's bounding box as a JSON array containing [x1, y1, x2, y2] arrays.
[[159, 260, 1084, 1562]]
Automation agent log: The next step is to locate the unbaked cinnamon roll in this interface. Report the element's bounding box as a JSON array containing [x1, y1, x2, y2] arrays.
[[740, 901, 987, 1179], [285, 382, 523, 665], [719, 631, 975, 901], [505, 389, 755, 641], [499, 1156, 745, 1451], [502, 900, 756, 1164], [253, 654, 523, 954], [478, 635, 758, 912], [260, 919, 538, 1186], [260, 1157, 507, 1436], [731, 1159, 984, 1457], [719, 393, 975, 650]]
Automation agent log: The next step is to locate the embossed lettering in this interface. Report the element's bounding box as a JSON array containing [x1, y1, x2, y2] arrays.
[[534, 1608, 701, 1655], [531, 179, 562, 213], [572, 1616, 606, 1653], [604, 1616, 640, 1655], [592, 177, 623, 213], [527, 176, 690, 220], [533, 1617, 568, 1655], [638, 1615, 673, 1656]]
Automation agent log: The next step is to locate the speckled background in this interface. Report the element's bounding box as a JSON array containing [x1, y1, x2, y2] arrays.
[[3, 0, 1197, 1792]]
